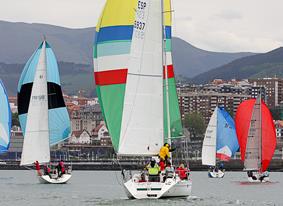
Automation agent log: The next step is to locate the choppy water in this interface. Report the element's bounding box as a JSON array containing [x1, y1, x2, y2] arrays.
[[0, 170, 282, 206]]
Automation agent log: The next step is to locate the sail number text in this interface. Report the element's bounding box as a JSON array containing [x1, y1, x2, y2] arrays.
[[138, 1, 147, 10], [134, 21, 146, 30]]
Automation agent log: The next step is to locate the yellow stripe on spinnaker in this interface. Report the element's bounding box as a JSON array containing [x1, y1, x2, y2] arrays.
[[96, 0, 137, 32], [96, 0, 172, 32], [164, 0, 172, 26]]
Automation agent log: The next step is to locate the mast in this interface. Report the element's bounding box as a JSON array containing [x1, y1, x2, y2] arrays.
[[162, 0, 172, 146]]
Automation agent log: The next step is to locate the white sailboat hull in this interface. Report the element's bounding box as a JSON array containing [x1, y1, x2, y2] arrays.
[[247, 172, 270, 183], [123, 176, 192, 199], [38, 173, 72, 184], [208, 170, 225, 178]]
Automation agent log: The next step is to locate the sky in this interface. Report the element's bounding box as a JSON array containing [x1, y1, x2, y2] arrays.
[[1, 0, 283, 53]]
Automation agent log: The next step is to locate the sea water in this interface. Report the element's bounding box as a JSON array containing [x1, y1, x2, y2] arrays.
[[0, 170, 282, 206]]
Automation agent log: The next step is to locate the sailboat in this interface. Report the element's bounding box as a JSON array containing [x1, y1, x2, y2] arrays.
[[202, 107, 239, 178], [235, 95, 276, 182], [17, 40, 72, 184], [0, 81, 11, 155], [94, 0, 192, 199]]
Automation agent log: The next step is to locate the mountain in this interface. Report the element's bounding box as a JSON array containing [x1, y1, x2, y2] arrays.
[[0, 21, 94, 65], [0, 62, 93, 96], [171, 38, 254, 77], [0, 20, 255, 95], [193, 47, 283, 84]]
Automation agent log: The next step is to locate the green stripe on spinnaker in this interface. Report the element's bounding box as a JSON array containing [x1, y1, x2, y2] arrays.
[[165, 39, 172, 52], [96, 84, 126, 151], [163, 77, 183, 139]]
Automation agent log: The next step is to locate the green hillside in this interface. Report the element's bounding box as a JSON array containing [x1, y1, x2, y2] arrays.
[[193, 47, 283, 83]]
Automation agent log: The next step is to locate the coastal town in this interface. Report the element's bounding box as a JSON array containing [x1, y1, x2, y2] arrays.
[[2, 77, 283, 170]]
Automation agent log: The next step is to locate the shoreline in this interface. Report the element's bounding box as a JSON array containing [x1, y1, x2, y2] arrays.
[[0, 159, 283, 171]]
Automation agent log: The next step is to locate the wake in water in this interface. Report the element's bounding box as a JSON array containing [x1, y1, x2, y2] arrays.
[[232, 181, 279, 186]]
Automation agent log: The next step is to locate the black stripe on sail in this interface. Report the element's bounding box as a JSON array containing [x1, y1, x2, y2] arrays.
[[18, 83, 32, 115], [18, 82, 66, 115], [47, 82, 66, 110]]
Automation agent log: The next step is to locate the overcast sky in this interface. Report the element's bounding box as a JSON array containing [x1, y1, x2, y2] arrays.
[[1, 0, 283, 53]]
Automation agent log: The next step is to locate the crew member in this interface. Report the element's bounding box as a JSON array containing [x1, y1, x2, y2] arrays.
[[159, 143, 175, 170], [146, 158, 160, 182], [176, 163, 189, 180], [34, 161, 42, 176]]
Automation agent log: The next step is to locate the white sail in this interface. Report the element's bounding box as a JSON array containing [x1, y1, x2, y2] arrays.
[[244, 96, 261, 171], [20, 42, 50, 166], [118, 0, 164, 155], [202, 107, 217, 166]]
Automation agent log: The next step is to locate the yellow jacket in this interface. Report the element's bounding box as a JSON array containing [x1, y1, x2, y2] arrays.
[[159, 146, 170, 160]]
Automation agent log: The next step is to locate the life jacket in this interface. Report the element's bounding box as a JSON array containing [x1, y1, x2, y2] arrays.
[[159, 146, 170, 160], [35, 162, 40, 171], [176, 167, 188, 180], [147, 163, 160, 175]]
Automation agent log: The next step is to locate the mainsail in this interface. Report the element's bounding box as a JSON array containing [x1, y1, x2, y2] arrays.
[[202, 108, 217, 166], [18, 41, 71, 147], [0, 81, 11, 154], [235, 97, 276, 172], [94, 0, 182, 155], [202, 107, 239, 166]]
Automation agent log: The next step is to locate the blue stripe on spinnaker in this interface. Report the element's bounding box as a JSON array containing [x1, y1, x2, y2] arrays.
[[0, 80, 11, 153], [96, 41, 132, 57], [165, 26, 171, 39], [0, 145, 8, 153], [48, 108, 71, 145], [18, 41, 61, 94], [96, 26, 134, 43], [46, 42, 61, 85], [17, 44, 42, 92], [216, 107, 239, 157], [19, 107, 71, 146], [19, 113, 27, 135]]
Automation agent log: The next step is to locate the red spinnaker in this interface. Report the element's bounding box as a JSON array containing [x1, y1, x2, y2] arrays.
[[235, 99, 276, 172]]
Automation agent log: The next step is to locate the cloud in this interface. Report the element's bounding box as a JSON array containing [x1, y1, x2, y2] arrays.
[[1, 0, 283, 53], [214, 10, 243, 20]]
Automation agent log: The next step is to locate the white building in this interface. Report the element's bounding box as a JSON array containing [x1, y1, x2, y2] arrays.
[[68, 130, 91, 144]]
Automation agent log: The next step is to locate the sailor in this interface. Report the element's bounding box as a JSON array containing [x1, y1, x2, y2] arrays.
[[44, 164, 52, 178], [163, 162, 174, 182], [159, 143, 175, 170], [34, 161, 42, 176], [176, 163, 189, 180], [146, 158, 160, 182], [58, 160, 65, 177]]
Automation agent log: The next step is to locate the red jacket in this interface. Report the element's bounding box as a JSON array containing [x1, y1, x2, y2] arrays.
[[176, 167, 188, 180], [35, 161, 40, 171]]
